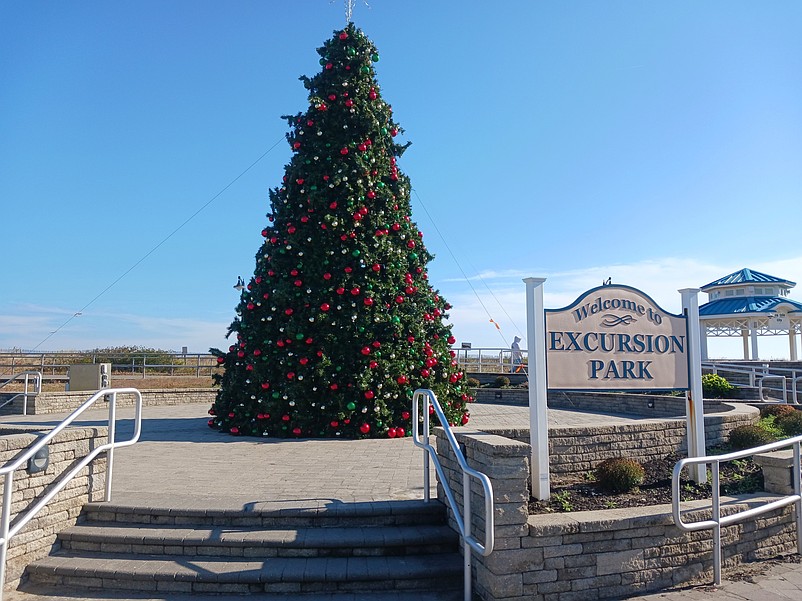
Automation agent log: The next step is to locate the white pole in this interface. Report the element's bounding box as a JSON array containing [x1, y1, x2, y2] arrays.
[[751, 325, 759, 361], [680, 288, 707, 484], [524, 277, 550, 500]]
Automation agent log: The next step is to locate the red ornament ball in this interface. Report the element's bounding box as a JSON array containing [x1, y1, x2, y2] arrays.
[[339, 31, 348, 40], [293, 427, 302, 436], [360, 423, 370, 434], [387, 428, 397, 438], [396, 427, 406, 437]]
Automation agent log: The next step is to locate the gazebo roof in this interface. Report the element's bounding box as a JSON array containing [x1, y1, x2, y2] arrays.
[[699, 296, 802, 317], [701, 268, 795, 291]]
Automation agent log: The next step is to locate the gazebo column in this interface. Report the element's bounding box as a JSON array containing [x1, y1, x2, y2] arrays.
[[790, 326, 798, 362], [742, 328, 750, 360], [750, 322, 759, 361], [700, 324, 709, 361]]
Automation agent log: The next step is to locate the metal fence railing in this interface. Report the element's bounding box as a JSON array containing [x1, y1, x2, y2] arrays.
[[0, 352, 221, 380], [703, 361, 802, 403]]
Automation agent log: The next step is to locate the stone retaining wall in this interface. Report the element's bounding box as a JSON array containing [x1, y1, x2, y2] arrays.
[[0, 425, 107, 589], [434, 429, 798, 601], [473, 402, 757, 477], [24, 389, 217, 415], [473, 388, 734, 418]]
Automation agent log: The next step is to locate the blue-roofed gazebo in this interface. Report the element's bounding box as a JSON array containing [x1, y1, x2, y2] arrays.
[[699, 268, 802, 360]]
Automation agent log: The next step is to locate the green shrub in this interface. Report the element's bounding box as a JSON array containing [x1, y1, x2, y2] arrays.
[[776, 411, 802, 437], [728, 424, 776, 450], [466, 377, 480, 388], [595, 458, 645, 493], [759, 404, 797, 420], [493, 376, 511, 388], [757, 415, 786, 440], [702, 374, 735, 399]]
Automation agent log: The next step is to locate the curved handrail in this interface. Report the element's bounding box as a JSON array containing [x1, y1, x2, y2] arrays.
[[412, 389, 494, 601], [672, 435, 802, 586], [0, 371, 42, 416], [0, 387, 142, 600]]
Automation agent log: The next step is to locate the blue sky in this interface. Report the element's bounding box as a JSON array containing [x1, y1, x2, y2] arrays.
[[2, 1, 801, 359]]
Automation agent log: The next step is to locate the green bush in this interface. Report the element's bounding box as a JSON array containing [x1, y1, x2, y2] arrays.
[[466, 377, 480, 388], [702, 374, 735, 399], [759, 404, 797, 420], [728, 424, 777, 450], [493, 376, 511, 388], [595, 458, 645, 493], [776, 411, 802, 437]]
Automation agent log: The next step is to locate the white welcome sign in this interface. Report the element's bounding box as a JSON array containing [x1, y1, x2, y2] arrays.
[[546, 285, 689, 390], [524, 278, 706, 500]]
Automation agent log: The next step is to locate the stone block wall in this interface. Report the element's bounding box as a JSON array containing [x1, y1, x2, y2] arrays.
[[473, 403, 757, 478], [434, 429, 798, 601], [0, 425, 107, 589], [25, 389, 217, 415], [473, 388, 733, 419]]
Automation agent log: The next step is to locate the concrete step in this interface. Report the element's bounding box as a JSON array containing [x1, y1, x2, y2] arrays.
[[24, 500, 463, 598], [82, 499, 446, 528], [59, 522, 458, 557], [12, 584, 463, 601], [26, 552, 463, 595]]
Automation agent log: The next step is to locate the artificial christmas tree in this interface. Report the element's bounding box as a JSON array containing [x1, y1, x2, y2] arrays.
[[209, 23, 471, 438]]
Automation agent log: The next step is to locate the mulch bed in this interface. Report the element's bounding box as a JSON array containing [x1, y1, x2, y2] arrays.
[[529, 453, 764, 514]]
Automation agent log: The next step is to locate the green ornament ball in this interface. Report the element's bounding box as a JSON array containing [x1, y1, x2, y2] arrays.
[[392, 316, 401, 324], [346, 402, 356, 411], [360, 65, 370, 74], [371, 53, 380, 62], [295, 333, 304, 340], [347, 47, 356, 56], [410, 252, 418, 260], [319, 58, 327, 65], [381, 127, 388, 135], [351, 249, 361, 257]]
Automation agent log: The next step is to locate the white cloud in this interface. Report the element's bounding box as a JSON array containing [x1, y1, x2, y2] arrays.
[[443, 255, 802, 358], [0, 305, 231, 353]]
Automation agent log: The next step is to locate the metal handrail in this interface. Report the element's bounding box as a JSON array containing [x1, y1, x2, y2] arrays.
[[759, 375, 787, 403], [672, 435, 802, 586], [0, 372, 42, 416], [411, 388, 494, 601], [704, 362, 798, 400], [0, 387, 142, 600]]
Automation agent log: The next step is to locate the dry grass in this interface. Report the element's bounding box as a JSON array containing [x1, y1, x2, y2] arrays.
[[4, 376, 217, 393]]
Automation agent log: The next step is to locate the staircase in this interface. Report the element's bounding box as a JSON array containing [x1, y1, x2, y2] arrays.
[[22, 500, 463, 599]]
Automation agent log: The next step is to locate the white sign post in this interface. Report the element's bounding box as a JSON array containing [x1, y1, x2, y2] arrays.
[[680, 288, 707, 483], [524, 277, 550, 500]]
